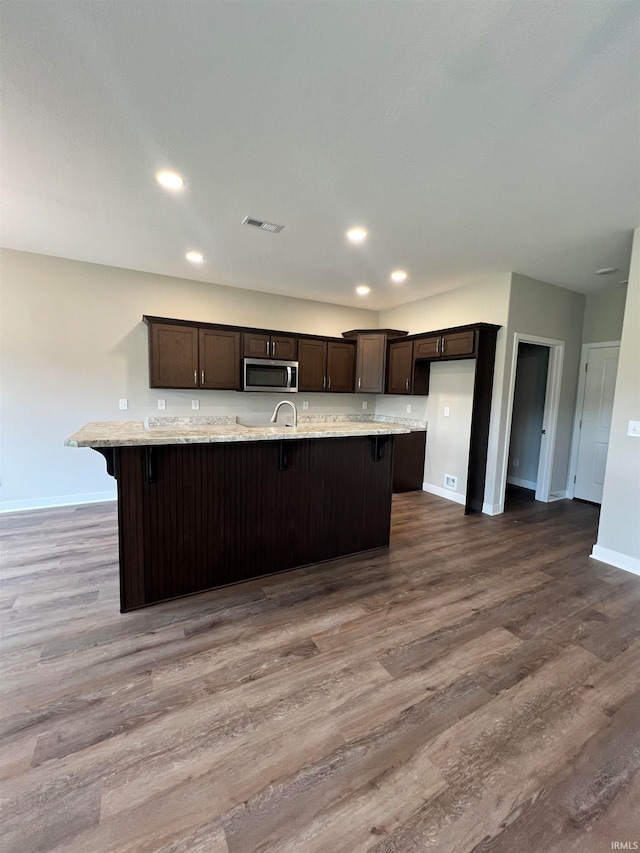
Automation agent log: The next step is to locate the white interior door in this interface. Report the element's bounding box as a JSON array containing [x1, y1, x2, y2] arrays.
[[574, 345, 619, 503]]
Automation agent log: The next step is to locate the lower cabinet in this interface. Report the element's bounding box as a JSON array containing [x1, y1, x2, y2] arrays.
[[393, 431, 426, 492]]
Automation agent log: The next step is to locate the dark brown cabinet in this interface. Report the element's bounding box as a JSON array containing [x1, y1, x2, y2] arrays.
[[146, 318, 240, 390], [387, 340, 414, 394], [243, 332, 297, 360], [298, 339, 355, 392], [149, 322, 199, 389], [199, 329, 241, 390], [414, 329, 476, 360], [393, 430, 427, 493], [356, 333, 387, 393]]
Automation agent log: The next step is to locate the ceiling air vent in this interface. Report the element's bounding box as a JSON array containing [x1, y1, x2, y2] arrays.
[[242, 216, 284, 233]]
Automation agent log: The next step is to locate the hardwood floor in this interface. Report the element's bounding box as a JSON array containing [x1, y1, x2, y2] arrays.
[[1, 492, 639, 852]]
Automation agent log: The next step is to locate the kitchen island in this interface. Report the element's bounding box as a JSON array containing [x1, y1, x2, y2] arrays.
[[66, 417, 411, 611]]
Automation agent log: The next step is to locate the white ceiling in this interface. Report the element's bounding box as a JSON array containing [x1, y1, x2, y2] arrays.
[[1, 1, 638, 310]]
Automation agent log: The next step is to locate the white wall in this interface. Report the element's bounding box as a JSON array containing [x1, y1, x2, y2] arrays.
[[592, 228, 640, 574], [0, 248, 378, 510], [582, 283, 627, 344]]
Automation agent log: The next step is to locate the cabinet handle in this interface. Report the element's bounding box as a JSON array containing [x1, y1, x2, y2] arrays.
[[442, 337, 446, 354], [328, 376, 331, 390], [358, 377, 362, 389], [201, 369, 205, 385], [266, 341, 270, 356], [272, 341, 276, 356], [405, 378, 409, 392], [436, 338, 440, 356], [323, 376, 327, 389], [194, 369, 197, 386]]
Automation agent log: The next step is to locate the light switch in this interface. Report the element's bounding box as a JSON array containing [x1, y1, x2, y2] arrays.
[[628, 420, 640, 437], [192, 400, 200, 410], [444, 406, 450, 417], [158, 399, 166, 410], [119, 399, 128, 410]]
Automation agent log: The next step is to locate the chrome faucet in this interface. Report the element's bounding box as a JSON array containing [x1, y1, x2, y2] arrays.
[[270, 400, 298, 427]]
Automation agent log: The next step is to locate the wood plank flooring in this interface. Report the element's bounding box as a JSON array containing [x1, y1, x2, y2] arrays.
[[1, 490, 639, 852]]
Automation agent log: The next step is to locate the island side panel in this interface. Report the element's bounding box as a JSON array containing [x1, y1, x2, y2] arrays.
[[115, 436, 394, 610]]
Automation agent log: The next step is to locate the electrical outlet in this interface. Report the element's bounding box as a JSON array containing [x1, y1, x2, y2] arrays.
[[158, 399, 166, 410], [444, 406, 450, 417], [192, 400, 200, 410], [362, 401, 368, 410], [302, 401, 309, 410], [406, 404, 412, 413], [119, 398, 128, 410], [444, 474, 457, 490]]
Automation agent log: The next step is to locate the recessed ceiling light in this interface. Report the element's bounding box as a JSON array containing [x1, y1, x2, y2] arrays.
[[391, 270, 408, 283], [185, 251, 204, 263], [595, 267, 618, 275], [347, 227, 368, 244], [155, 171, 185, 190], [356, 285, 371, 296]]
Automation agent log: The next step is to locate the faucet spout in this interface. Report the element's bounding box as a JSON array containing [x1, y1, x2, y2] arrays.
[[270, 400, 298, 427]]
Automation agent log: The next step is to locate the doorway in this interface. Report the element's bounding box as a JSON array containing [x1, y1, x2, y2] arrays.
[[500, 333, 565, 513], [507, 343, 549, 499]]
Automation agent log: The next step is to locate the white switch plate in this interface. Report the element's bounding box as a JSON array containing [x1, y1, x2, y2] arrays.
[[158, 399, 166, 410], [119, 398, 128, 410], [406, 404, 412, 413], [628, 420, 640, 436], [362, 401, 368, 410], [444, 406, 450, 417], [192, 400, 200, 410], [302, 401, 309, 410]]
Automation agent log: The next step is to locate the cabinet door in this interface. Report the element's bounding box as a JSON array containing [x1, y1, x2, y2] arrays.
[[243, 332, 270, 358], [298, 339, 327, 391], [271, 336, 298, 360], [149, 323, 198, 388], [356, 334, 387, 393], [387, 340, 414, 394], [414, 336, 441, 359], [393, 431, 427, 492], [441, 329, 476, 358], [327, 342, 355, 392], [199, 329, 240, 390]]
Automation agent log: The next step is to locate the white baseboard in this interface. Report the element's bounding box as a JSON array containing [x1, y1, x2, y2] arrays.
[[0, 491, 117, 514], [507, 476, 537, 490], [422, 482, 466, 505], [548, 490, 568, 502], [590, 544, 640, 577]]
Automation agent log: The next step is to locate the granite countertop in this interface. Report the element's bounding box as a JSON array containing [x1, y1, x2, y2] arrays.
[[65, 415, 420, 448]]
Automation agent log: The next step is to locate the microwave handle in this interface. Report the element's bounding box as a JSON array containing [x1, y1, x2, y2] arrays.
[[286, 366, 292, 389]]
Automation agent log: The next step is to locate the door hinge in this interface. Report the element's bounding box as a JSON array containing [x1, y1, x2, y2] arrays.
[[579, 419, 582, 429], [585, 362, 588, 372], [574, 475, 576, 483]]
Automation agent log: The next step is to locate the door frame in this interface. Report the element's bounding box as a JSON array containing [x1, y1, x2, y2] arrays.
[[500, 333, 565, 510], [566, 340, 620, 500]]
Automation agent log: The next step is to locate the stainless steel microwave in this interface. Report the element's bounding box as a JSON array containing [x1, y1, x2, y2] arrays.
[[243, 358, 298, 392]]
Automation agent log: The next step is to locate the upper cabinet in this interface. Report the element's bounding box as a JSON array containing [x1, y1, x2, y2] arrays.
[[387, 340, 414, 394], [243, 332, 297, 360], [298, 339, 355, 392], [149, 322, 199, 389], [414, 329, 476, 360], [145, 318, 240, 390], [342, 329, 408, 394]]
